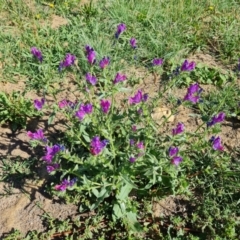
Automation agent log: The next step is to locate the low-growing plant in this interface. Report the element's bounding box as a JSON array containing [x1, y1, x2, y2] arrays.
[[0, 91, 42, 131], [1, 0, 240, 237], [25, 22, 240, 238]]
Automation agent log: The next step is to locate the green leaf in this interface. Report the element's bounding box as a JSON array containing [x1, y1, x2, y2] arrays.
[[90, 187, 109, 210], [121, 174, 138, 189], [48, 112, 56, 125], [92, 188, 99, 198], [118, 87, 131, 93], [82, 134, 90, 143], [113, 203, 123, 220], [117, 183, 133, 201], [126, 211, 143, 232]]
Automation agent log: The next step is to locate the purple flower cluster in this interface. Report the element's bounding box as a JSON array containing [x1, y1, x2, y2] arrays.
[[90, 136, 109, 155], [55, 178, 77, 191], [129, 138, 145, 163], [58, 99, 75, 109], [129, 139, 145, 149], [42, 144, 64, 163], [207, 112, 225, 127], [210, 136, 224, 151], [136, 141, 144, 149], [168, 146, 183, 166], [75, 103, 93, 121], [129, 157, 136, 163], [181, 60, 196, 71], [129, 152, 144, 163], [31, 47, 43, 62], [113, 72, 127, 84], [100, 99, 111, 114], [86, 73, 97, 85], [172, 123, 184, 135], [183, 83, 202, 104], [59, 53, 76, 71], [171, 156, 183, 166], [169, 146, 179, 157], [130, 139, 135, 146], [85, 45, 96, 64], [34, 98, 45, 110], [27, 129, 46, 141], [132, 125, 137, 131], [129, 90, 148, 105], [115, 23, 126, 38], [130, 38, 137, 48], [47, 163, 60, 173], [152, 58, 163, 66], [99, 57, 110, 69]]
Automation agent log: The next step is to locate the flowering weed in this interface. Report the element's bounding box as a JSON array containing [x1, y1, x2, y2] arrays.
[[1, 0, 240, 239]]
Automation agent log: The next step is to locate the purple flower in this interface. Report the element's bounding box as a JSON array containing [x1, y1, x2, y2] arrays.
[[188, 83, 201, 95], [130, 38, 137, 48], [132, 125, 137, 131], [183, 93, 200, 104], [84, 103, 93, 113], [99, 57, 110, 69], [34, 98, 45, 110], [58, 99, 68, 108], [85, 45, 94, 54], [85, 73, 97, 85], [129, 90, 148, 105], [55, 178, 77, 191], [129, 139, 135, 146], [171, 156, 183, 166], [115, 23, 126, 38], [86, 47, 96, 64], [172, 123, 184, 135], [181, 60, 196, 71], [207, 112, 225, 127], [129, 157, 136, 163], [75, 110, 86, 121], [84, 45, 96, 64], [142, 93, 148, 102], [113, 72, 127, 84], [211, 136, 224, 151], [27, 129, 46, 141], [90, 136, 108, 155], [31, 47, 43, 62], [55, 179, 69, 191], [169, 146, 179, 157], [42, 154, 53, 162], [137, 108, 143, 115], [152, 58, 163, 66], [136, 141, 144, 149], [46, 145, 62, 155], [59, 53, 76, 71], [183, 83, 202, 104], [130, 90, 142, 104], [75, 103, 93, 121], [69, 177, 78, 187], [100, 99, 111, 114], [88, 51, 96, 65], [42, 144, 63, 163], [58, 99, 75, 109], [47, 163, 60, 173]]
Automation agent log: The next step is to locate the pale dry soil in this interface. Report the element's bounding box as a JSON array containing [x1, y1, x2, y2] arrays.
[[0, 16, 240, 236]]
